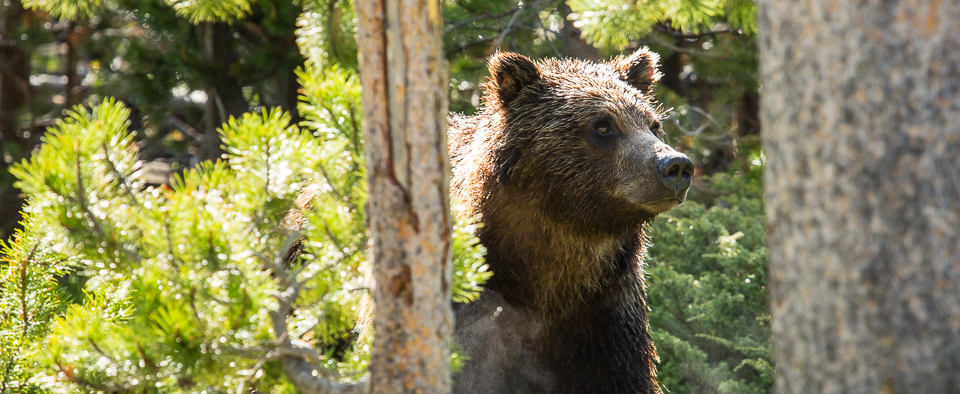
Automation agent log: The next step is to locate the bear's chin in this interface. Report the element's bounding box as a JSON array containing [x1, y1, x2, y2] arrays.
[[636, 197, 683, 215]]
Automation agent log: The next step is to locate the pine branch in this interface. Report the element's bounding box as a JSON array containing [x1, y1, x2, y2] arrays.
[[267, 293, 369, 394]]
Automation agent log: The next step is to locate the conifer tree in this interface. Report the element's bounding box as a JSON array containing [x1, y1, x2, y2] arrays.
[[1, 1, 489, 387]]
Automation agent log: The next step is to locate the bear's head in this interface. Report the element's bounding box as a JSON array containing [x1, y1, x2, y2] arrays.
[[481, 48, 693, 234]]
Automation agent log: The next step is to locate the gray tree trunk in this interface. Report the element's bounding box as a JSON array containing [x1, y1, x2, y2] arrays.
[[758, 1, 960, 393], [356, 0, 453, 392], [557, 2, 596, 60]]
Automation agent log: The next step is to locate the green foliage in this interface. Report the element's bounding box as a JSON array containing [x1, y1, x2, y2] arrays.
[[10, 98, 310, 391], [30, 0, 306, 151], [297, 0, 358, 68], [566, 0, 665, 50], [451, 210, 491, 304], [2, 56, 489, 390], [646, 164, 772, 394], [725, 0, 757, 35], [0, 218, 77, 393], [569, 0, 756, 50], [22, 0, 107, 20], [164, 0, 254, 23]]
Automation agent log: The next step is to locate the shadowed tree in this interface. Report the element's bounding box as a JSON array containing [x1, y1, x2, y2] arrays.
[[758, 0, 960, 392]]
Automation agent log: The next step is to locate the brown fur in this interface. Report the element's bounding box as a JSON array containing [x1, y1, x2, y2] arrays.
[[451, 48, 687, 394]]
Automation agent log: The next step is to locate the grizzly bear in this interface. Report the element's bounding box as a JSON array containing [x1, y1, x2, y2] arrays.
[[449, 48, 693, 394]]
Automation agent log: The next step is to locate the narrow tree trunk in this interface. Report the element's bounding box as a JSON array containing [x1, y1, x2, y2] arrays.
[[63, 21, 79, 109], [198, 22, 247, 161], [0, 0, 31, 241], [356, 0, 453, 392], [758, 1, 960, 393], [1, 0, 30, 147], [557, 2, 596, 60]]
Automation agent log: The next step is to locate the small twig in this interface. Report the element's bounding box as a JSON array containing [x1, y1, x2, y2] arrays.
[[169, 115, 205, 143], [1, 354, 16, 394], [346, 104, 361, 158], [253, 248, 292, 286], [87, 338, 109, 358], [290, 265, 327, 296], [319, 216, 344, 251], [187, 288, 206, 330], [101, 144, 144, 210], [266, 290, 369, 393], [317, 162, 348, 206], [528, 20, 563, 57], [163, 213, 181, 268], [449, 37, 497, 54], [71, 153, 142, 264], [492, 6, 525, 49], [237, 357, 268, 393], [667, 114, 711, 137], [472, 0, 559, 51], [252, 231, 304, 286], [521, 23, 562, 37], [653, 24, 741, 39], [444, 7, 521, 35], [688, 105, 727, 132], [18, 241, 42, 338], [213, 90, 228, 127], [645, 35, 726, 59]]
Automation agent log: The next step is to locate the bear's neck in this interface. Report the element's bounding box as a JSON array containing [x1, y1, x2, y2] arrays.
[[479, 196, 647, 320]]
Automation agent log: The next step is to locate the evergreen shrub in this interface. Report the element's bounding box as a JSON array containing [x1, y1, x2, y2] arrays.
[[647, 163, 772, 394]]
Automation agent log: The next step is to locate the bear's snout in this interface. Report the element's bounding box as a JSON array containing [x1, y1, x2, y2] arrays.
[[657, 152, 694, 197]]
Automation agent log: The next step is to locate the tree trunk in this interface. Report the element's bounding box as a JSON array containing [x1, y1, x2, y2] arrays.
[[197, 22, 247, 161], [356, 0, 453, 393], [0, 0, 31, 241], [1, 0, 30, 147], [557, 2, 596, 60], [63, 21, 79, 110], [758, 1, 960, 393]]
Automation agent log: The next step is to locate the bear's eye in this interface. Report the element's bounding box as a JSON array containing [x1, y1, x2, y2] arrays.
[[594, 121, 612, 136]]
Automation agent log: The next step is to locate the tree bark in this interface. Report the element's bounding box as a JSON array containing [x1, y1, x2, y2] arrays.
[[557, 2, 596, 60], [356, 0, 453, 392], [758, 1, 960, 393], [1, 0, 30, 147], [0, 0, 31, 241]]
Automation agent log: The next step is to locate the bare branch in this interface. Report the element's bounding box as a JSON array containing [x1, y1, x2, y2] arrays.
[[266, 294, 369, 393], [444, 7, 520, 35], [645, 34, 726, 59], [494, 7, 524, 48], [169, 115, 205, 143], [653, 24, 742, 39]]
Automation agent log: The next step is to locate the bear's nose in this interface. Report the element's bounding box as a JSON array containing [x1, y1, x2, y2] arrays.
[[657, 153, 694, 196]]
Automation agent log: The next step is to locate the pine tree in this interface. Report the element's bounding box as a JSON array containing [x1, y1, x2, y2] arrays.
[[1, 66, 488, 394]]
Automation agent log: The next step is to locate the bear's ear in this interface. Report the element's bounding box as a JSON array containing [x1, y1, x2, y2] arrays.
[[487, 52, 541, 104], [610, 47, 661, 95]]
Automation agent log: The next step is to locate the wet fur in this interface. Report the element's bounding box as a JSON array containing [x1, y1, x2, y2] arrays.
[[451, 49, 674, 394]]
